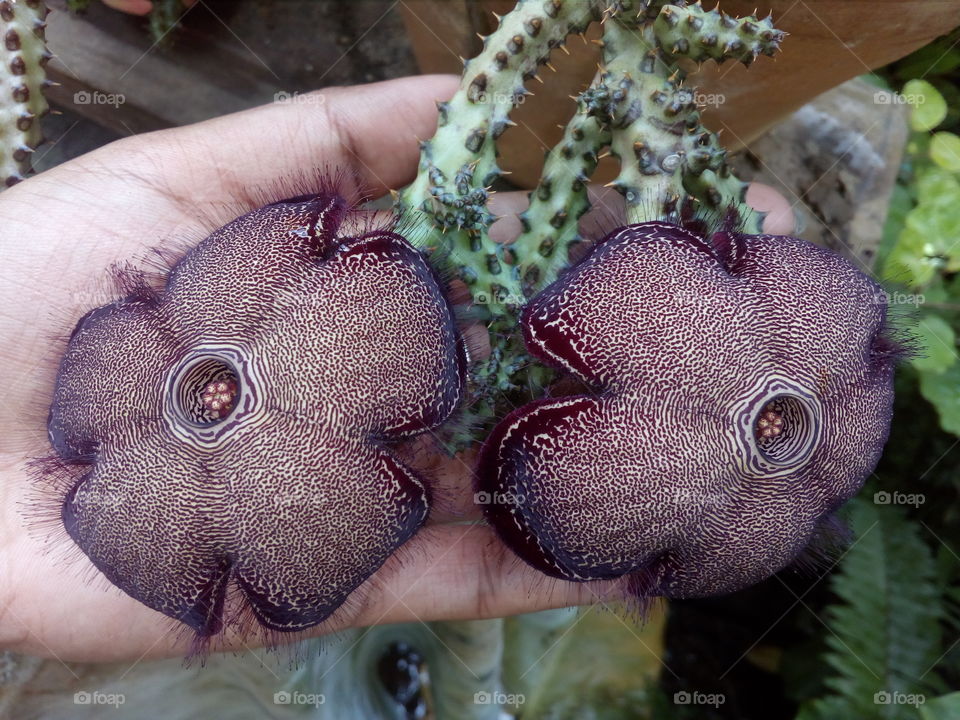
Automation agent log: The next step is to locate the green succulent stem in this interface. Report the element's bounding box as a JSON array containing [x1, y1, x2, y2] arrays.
[[506, 2, 784, 298], [396, 0, 783, 442], [0, 0, 50, 188], [398, 0, 599, 315], [600, 3, 782, 230], [509, 70, 612, 295]]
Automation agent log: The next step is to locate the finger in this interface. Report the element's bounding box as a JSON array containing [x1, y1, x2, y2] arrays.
[[100, 0, 153, 15], [0, 513, 610, 661], [139, 74, 460, 206], [746, 182, 796, 235]]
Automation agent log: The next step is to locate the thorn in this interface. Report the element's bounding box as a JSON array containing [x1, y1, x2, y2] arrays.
[[557, 123, 565, 129], [546, 62, 557, 72], [534, 74, 544, 84], [389, 189, 399, 201], [499, 170, 513, 176], [559, 44, 570, 55], [603, 181, 617, 188], [598, 151, 612, 159], [492, 11, 502, 21], [476, 32, 485, 42], [590, 38, 605, 47], [49, 109, 62, 116], [579, 32, 587, 44]]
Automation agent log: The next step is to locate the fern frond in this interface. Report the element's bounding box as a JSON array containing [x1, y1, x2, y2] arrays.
[[798, 498, 945, 720]]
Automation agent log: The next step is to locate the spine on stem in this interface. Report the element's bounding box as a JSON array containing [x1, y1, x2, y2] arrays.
[[1, 0, 51, 188], [397, 0, 598, 314]]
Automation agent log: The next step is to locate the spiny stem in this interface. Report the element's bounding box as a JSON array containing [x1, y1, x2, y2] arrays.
[[653, 3, 784, 66], [397, 0, 599, 317], [601, 3, 783, 229], [0, 0, 50, 188], [510, 70, 611, 296]]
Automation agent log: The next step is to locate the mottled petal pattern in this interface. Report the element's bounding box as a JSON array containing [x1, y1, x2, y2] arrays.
[[47, 192, 466, 638], [477, 221, 896, 597]]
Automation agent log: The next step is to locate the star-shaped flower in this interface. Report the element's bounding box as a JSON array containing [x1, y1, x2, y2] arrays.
[[47, 193, 465, 637], [477, 221, 896, 597]]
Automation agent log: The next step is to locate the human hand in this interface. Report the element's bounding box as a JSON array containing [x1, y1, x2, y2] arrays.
[[0, 74, 792, 663], [99, 0, 196, 16]]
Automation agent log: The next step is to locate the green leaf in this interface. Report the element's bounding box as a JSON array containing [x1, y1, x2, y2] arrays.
[[916, 166, 960, 204], [931, 133, 960, 172], [796, 499, 945, 720], [877, 184, 915, 270], [912, 315, 957, 373], [896, 42, 960, 78], [920, 362, 960, 437], [882, 225, 939, 287], [502, 607, 665, 718], [920, 692, 960, 720], [905, 79, 948, 131]]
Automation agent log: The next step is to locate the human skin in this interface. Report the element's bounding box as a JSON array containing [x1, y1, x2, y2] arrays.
[[0, 75, 791, 662], [100, 0, 197, 16]]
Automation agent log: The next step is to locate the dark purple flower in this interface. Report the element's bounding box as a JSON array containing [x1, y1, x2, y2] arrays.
[[477, 221, 896, 597], [46, 192, 465, 638]]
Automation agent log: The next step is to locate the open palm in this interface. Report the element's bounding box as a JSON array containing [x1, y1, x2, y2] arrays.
[[0, 74, 790, 663]]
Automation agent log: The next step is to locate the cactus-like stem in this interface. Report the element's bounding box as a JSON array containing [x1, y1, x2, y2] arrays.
[[1, 0, 50, 188], [601, 19, 691, 224], [398, 0, 600, 315], [506, 2, 784, 299], [601, 4, 783, 230], [509, 70, 611, 296], [653, 3, 784, 66]]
